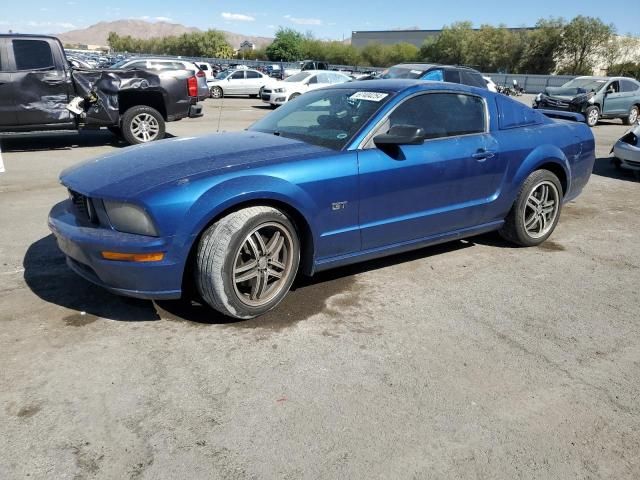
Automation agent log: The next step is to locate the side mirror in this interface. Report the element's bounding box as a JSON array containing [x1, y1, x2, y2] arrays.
[[374, 125, 425, 147]]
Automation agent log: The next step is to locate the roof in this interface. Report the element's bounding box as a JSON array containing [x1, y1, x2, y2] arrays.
[[0, 33, 61, 40], [392, 63, 481, 72], [332, 79, 487, 95]]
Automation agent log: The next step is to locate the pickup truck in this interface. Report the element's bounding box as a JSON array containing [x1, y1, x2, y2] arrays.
[[0, 34, 203, 145]]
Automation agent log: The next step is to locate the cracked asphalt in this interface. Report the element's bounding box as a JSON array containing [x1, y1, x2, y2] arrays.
[[1, 96, 639, 479]]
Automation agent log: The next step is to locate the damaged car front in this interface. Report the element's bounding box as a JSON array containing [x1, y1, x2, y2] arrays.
[[533, 77, 607, 127]]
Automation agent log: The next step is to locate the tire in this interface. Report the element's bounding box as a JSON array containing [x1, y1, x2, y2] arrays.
[[499, 169, 563, 247], [196, 206, 300, 319], [623, 105, 639, 125], [210, 86, 223, 99], [121, 106, 165, 145], [249, 94, 258, 99], [288, 92, 301, 102], [585, 105, 599, 127]]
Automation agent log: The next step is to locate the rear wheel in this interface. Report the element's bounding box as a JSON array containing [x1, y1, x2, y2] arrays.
[[196, 206, 300, 319], [623, 105, 639, 125], [585, 105, 599, 127], [121, 106, 165, 145], [499, 169, 563, 247]]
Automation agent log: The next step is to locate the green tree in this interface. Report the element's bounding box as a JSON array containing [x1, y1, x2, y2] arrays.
[[266, 28, 305, 61], [558, 15, 614, 75], [518, 18, 565, 74], [420, 21, 474, 65]]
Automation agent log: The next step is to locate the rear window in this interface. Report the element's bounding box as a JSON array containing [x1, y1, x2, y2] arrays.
[[496, 95, 544, 129], [13, 40, 54, 70]]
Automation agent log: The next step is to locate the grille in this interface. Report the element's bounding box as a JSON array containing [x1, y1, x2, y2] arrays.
[[544, 98, 569, 109], [69, 189, 99, 224]]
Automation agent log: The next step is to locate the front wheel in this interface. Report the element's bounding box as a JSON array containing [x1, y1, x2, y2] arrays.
[[623, 105, 638, 125], [499, 170, 563, 247], [585, 105, 599, 127], [210, 86, 223, 99], [196, 206, 300, 319], [121, 106, 165, 145]]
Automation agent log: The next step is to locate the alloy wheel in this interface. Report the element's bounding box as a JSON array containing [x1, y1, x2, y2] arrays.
[[523, 181, 560, 239], [232, 222, 295, 307], [130, 113, 160, 142]]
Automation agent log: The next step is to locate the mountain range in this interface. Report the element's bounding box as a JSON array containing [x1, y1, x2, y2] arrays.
[[56, 19, 274, 49]]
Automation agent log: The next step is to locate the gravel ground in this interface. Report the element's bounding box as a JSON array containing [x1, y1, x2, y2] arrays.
[[0, 95, 639, 479]]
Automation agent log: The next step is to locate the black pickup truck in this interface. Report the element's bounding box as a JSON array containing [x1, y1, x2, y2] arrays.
[[0, 34, 203, 144]]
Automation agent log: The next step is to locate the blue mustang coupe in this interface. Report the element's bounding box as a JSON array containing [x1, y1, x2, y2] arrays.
[[49, 80, 595, 319]]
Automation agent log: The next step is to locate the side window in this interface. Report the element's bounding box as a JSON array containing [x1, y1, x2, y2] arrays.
[[607, 81, 620, 93], [443, 69, 460, 84], [331, 73, 348, 84], [199, 64, 209, 71], [230, 71, 245, 80], [386, 93, 486, 140], [461, 71, 486, 89], [307, 75, 318, 84], [12, 40, 54, 70], [246, 70, 261, 79], [128, 61, 147, 69], [316, 73, 331, 84], [422, 69, 443, 81], [620, 80, 639, 92]]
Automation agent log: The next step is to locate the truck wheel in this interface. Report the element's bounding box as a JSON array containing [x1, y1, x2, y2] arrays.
[[585, 106, 599, 127], [499, 169, 563, 247], [210, 86, 223, 99], [121, 106, 165, 145], [195, 206, 300, 319], [623, 105, 638, 125]]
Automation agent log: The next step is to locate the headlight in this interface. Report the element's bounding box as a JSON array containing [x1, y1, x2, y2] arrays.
[[103, 200, 158, 236], [273, 87, 285, 93]]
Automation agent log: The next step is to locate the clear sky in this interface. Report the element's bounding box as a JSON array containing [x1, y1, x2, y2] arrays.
[[1, 0, 639, 39]]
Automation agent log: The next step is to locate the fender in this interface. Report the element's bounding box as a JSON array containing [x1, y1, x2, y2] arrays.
[[511, 143, 571, 199]]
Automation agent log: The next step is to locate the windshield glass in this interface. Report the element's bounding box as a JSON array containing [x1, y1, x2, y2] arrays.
[[110, 59, 129, 68], [215, 70, 230, 80], [380, 66, 426, 79], [285, 72, 312, 83], [562, 78, 607, 91], [248, 88, 393, 150]]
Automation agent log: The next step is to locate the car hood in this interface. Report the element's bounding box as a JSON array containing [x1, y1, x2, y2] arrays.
[[543, 86, 595, 100], [60, 131, 330, 198]]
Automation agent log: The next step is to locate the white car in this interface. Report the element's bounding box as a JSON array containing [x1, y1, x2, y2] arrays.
[[483, 76, 498, 93], [612, 123, 640, 174], [208, 69, 276, 99], [261, 70, 351, 106], [196, 62, 217, 82]]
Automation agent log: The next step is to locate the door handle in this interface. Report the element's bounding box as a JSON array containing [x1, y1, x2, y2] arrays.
[[472, 149, 496, 160]]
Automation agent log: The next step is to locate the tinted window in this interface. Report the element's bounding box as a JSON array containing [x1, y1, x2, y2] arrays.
[[13, 40, 54, 70], [307, 75, 318, 84], [387, 93, 485, 139], [422, 69, 443, 81], [460, 70, 486, 89], [496, 95, 543, 129], [246, 70, 261, 79], [230, 71, 245, 79], [199, 64, 209, 71], [443, 69, 460, 84], [621, 79, 639, 92], [127, 61, 147, 69]]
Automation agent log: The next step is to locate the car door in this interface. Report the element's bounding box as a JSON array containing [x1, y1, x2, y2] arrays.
[[620, 79, 640, 115], [10, 38, 73, 126], [601, 80, 626, 115], [245, 70, 263, 94], [358, 91, 506, 250], [0, 38, 18, 126], [226, 70, 246, 94]]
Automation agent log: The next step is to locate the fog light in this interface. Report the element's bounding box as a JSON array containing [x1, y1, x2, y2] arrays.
[[275, 97, 285, 102], [101, 251, 165, 262]]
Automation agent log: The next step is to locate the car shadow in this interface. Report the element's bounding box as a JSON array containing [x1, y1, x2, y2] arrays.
[[0, 130, 124, 152], [592, 156, 639, 182], [24, 234, 475, 326], [251, 105, 275, 110], [1, 131, 177, 152]]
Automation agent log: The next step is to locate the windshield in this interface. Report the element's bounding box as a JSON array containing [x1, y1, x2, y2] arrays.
[[248, 88, 393, 150], [561, 78, 607, 92], [285, 72, 312, 83], [109, 59, 129, 68], [380, 66, 426, 79], [215, 70, 230, 80]]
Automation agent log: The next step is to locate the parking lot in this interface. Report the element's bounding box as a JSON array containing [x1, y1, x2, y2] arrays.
[[1, 95, 639, 479]]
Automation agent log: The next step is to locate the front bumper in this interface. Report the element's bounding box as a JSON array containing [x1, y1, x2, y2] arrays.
[[613, 140, 640, 171], [48, 200, 184, 300], [533, 97, 584, 113], [261, 90, 288, 105]]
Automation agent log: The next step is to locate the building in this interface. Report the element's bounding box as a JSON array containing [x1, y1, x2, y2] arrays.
[[351, 28, 534, 49]]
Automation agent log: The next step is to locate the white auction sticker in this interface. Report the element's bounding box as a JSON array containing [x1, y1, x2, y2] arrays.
[[349, 91, 389, 102]]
